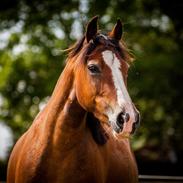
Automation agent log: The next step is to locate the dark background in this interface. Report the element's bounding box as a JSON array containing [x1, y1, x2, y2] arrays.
[[0, 0, 183, 180]]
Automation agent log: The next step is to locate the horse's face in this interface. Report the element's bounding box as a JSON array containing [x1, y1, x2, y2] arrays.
[[74, 17, 140, 135]]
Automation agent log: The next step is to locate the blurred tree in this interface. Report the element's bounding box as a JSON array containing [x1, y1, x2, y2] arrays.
[[0, 0, 183, 177]]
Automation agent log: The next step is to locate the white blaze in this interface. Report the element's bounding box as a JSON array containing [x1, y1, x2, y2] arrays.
[[102, 50, 131, 107], [102, 50, 136, 131]]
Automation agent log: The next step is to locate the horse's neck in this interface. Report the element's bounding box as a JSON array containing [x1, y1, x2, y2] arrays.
[[37, 59, 87, 145]]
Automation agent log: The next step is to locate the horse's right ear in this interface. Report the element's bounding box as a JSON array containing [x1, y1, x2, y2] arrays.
[[109, 19, 123, 41], [86, 16, 98, 43]]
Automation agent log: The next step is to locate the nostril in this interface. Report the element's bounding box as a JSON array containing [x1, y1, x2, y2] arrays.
[[135, 112, 140, 124], [117, 112, 124, 127], [132, 112, 140, 133], [125, 113, 130, 122]]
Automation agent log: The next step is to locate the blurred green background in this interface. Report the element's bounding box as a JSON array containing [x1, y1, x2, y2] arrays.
[[0, 0, 183, 180]]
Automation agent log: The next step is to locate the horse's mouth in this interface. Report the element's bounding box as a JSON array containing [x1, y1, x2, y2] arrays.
[[109, 120, 135, 138], [108, 120, 123, 133]]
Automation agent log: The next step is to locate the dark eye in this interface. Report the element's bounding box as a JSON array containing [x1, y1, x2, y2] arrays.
[[87, 64, 101, 74]]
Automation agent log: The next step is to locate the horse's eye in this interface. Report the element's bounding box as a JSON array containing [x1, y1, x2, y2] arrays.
[[87, 64, 101, 74]]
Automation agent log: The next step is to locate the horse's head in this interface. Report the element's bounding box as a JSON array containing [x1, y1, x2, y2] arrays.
[[69, 16, 140, 135]]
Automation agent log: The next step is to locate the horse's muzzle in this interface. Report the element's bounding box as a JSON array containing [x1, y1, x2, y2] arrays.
[[116, 111, 140, 134]]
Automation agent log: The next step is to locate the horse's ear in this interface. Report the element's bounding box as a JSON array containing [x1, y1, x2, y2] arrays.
[[86, 16, 98, 42], [109, 19, 123, 41]]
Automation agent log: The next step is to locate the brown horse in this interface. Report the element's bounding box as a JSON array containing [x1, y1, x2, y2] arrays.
[[7, 16, 140, 183]]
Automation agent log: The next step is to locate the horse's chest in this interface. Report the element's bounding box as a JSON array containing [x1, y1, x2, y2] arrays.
[[31, 140, 137, 183], [54, 142, 137, 183], [34, 142, 105, 183], [106, 142, 138, 183]]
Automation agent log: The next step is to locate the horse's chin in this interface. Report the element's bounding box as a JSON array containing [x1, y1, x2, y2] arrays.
[[109, 121, 132, 138], [113, 130, 131, 139]]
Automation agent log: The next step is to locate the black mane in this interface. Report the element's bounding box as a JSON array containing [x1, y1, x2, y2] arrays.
[[67, 33, 133, 63]]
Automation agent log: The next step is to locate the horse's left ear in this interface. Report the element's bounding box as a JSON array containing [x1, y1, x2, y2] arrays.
[[86, 16, 98, 42], [109, 19, 123, 41]]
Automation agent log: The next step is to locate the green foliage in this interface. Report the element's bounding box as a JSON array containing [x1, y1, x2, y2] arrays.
[[0, 0, 183, 162]]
